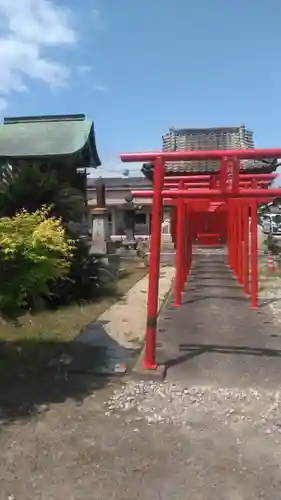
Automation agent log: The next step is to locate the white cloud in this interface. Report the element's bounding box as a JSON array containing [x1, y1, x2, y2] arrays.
[[75, 69, 108, 93], [0, 0, 76, 106], [0, 0, 75, 45], [94, 84, 107, 93], [91, 8, 105, 31], [76, 65, 92, 75]]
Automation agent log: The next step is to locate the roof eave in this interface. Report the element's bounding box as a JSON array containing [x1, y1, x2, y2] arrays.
[[0, 117, 102, 166], [0, 131, 102, 166], [87, 124, 101, 168]]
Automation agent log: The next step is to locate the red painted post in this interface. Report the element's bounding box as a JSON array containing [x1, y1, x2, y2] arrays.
[[186, 204, 190, 280], [231, 205, 235, 271], [183, 204, 188, 282], [227, 206, 230, 265], [171, 206, 176, 247], [185, 205, 191, 280], [174, 196, 185, 307], [235, 206, 240, 274], [180, 182, 186, 286], [250, 202, 258, 310], [226, 206, 230, 266], [230, 205, 234, 269], [236, 205, 240, 279], [235, 204, 239, 280], [232, 205, 238, 277], [243, 204, 249, 296], [188, 209, 193, 276], [143, 156, 164, 369], [238, 205, 243, 285]]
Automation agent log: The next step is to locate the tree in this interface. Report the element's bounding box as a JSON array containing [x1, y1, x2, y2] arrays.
[[0, 163, 86, 222]]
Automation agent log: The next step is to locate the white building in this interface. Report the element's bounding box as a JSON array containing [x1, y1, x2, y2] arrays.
[[87, 177, 156, 239]]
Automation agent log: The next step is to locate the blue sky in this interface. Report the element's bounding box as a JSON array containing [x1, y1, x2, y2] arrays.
[[1, 0, 281, 177]]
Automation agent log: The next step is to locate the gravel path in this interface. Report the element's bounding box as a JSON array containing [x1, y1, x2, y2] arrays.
[[105, 381, 281, 499], [107, 382, 281, 435], [1, 378, 281, 500]]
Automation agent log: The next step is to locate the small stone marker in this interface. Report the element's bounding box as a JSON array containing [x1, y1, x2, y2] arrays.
[[114, 363, 127, 374]]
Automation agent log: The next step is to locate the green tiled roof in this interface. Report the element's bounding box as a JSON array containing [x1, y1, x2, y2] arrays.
[[0, 114, 101, 166]]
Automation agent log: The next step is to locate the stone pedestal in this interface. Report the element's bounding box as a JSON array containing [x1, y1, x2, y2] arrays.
[[90, 208, 120, 273], [91, 208, 112, 255], [123, 230, 137, 250]]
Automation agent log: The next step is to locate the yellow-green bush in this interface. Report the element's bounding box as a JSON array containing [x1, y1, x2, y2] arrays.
[[0, 207, 74, 318]]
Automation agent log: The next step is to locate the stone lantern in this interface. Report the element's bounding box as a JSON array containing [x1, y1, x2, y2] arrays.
[[91, 177, 112, 255]]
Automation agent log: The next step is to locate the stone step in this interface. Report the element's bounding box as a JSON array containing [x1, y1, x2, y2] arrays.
[[161, 243, 175, 252], [160, 252, 175, 265]]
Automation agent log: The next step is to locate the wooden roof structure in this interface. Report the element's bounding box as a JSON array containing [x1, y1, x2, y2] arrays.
[[0, 114, 101, 167], [142, 125, 279, 179]]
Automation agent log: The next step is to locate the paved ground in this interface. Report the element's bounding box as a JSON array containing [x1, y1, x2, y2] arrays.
[[1, 255, 281, 499], [157, 254, 281, 388], [66, 266, 174, 374]]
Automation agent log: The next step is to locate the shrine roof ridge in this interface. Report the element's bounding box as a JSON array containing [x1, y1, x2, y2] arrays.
[[0, 113, 101, 166], [170, 125, 248, 135]]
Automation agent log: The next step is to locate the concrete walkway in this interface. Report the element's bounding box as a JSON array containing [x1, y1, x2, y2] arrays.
[[66, 266, 175, 374], [157, 253, 281, 388]]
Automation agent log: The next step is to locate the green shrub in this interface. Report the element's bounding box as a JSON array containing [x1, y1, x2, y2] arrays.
[[46, 239, 103, 306], [0, 207, 74, 318]]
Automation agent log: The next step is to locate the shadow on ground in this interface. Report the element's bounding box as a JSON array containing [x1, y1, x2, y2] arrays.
[[156, 253, 281, 387], [181, 294, 247, 305], [164, 343, 281, 369], [0, 321, 138, 424]]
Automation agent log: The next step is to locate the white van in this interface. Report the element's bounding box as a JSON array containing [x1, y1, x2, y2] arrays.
[[262, 213, 281, 236]]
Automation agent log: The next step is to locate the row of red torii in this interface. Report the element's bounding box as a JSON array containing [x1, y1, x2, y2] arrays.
[[120, 148, 281, 370]]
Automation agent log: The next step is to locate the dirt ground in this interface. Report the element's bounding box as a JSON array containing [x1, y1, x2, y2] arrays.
[[1, 374, 281, 500], [1, 253, 281, 499]]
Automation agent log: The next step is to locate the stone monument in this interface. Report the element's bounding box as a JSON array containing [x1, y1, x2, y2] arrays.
[[91, 177, 116, 259]]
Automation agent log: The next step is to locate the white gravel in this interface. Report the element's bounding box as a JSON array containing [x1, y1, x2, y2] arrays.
[[106, 381, 281, 437], [260, 275, 281, 324]]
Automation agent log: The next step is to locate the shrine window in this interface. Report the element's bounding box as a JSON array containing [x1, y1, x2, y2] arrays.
[[135, 212, 147, 225]]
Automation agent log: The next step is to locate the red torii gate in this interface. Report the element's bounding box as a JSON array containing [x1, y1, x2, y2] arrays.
[[165, 173, 277, 247], [120, 148, 281, 370]]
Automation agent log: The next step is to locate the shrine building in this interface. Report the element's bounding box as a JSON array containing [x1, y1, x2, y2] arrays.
[[141, 125, 279, 245]]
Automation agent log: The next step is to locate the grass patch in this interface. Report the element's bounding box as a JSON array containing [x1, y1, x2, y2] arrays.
[[0, 263, 147, 342], [0, 263, 147, 385]]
